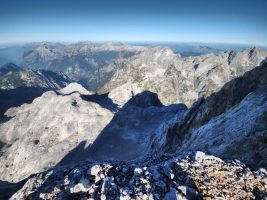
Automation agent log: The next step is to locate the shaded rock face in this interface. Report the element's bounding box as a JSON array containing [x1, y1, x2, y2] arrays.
[[87, 92, 187, 161], [21, 42, 146, 90], [125, 91, 163, 108], [162, 63, 267, 168], [10, 151, 267, 200], [100, 47, 267, 106]]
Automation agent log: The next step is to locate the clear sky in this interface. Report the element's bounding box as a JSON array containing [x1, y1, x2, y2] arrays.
[[0, 0, 266, 46]]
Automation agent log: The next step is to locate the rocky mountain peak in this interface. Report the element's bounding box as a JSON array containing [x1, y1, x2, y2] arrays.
[[140, 47, 177, 62]]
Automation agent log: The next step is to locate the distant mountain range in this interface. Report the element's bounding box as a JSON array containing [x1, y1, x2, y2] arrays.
[[1, 41, 260, 90], [20, 42, 146, 90]]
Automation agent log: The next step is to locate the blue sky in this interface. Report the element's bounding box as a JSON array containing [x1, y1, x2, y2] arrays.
[[0, 0, 266, 46]]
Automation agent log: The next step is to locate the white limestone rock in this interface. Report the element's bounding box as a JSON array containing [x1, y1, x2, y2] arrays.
[[0, 83, 114, 182]]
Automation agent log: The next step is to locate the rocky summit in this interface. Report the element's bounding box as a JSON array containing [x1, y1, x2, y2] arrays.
[[10, 151, 267, 200], [0, 43, 266, 200]]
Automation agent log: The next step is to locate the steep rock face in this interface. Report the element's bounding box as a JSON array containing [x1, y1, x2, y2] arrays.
[[0, 84, 114, 182], [162, 63, 267, 168], [11, 151, 267, 200], [179, 88, 267, 167], [21, 42, 146, 90], [100, 47, 267, 106]]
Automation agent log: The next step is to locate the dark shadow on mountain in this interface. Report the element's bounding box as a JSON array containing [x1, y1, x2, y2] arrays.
[[0, 140, 6, 156], [56, 141, 92, 166], [57, 91, 172, 165], [85, 91, 187, 162], [55, 90, 119, 112], [88, 91, 187, 161], [0, 87, 51, 122], [81, 93, 118, 112], [0, 179, 29, 200]]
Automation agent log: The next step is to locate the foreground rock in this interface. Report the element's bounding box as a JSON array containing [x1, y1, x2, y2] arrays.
[[11, 151, 267, 200]]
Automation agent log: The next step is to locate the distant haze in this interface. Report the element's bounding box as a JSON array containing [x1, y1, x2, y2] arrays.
[[0, 0, 267, 46]]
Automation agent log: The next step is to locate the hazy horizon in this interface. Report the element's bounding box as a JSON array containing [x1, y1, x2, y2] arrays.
[[1, 0, 267, 46]]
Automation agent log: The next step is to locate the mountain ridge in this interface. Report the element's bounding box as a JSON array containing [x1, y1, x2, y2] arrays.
[[100, 46, 267, 106]]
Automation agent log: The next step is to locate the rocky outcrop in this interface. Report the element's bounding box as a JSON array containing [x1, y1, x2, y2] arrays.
[[11, 151, 267, 200], [0, 84, 114, 182], [100, 47, 267, 106]]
